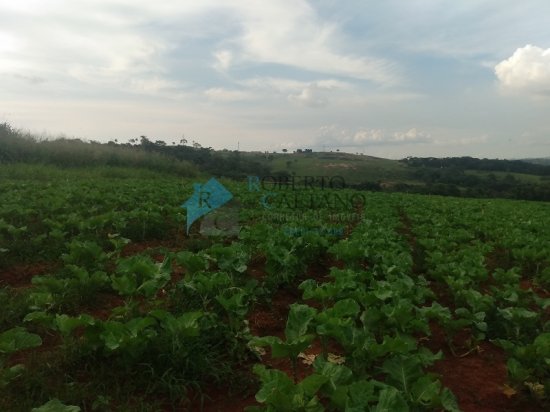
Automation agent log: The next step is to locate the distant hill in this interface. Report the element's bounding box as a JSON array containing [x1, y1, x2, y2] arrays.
[[241, 151, 411, 185], [242, 152, 550, 200], [2, 120, 550, 201], [522, 157, 550, 166]]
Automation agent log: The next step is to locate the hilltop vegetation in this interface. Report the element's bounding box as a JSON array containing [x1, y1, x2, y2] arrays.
[[2, 122, 550, 201], [0, 123, 268, 179]]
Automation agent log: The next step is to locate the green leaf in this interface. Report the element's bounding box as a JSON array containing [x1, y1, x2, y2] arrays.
[[371, 335, 417, 358], [111, 274, 137, 296], [175, 251, 208, 275], [0, 364, 26, 387], [31, 399, 81, 412], [440, 388, 460, 412], [381, 356, 423, 395], [534, 333, 550, 357], [252, 364, 326, 411], [298, 374, 329, 397], [55, 314, 95, 337], [100, 321, 127, 350], [314, 357, 353, 388], [342, 380, 377, 411], [23, 311, 54, 328], [285, 304, 317, 342], [330, 299, 360, 318], [253, 364, 294, 403], [272, 335, 315, 359], [162, 312, 203, 337], [374, 387, 409, 412], [411, 376, 441, 405], [507, 358, 530, 382], [250, 336, 282, 349], [0, 327, 42, 354]]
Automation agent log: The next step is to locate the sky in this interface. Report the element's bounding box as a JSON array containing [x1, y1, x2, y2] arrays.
[[1, 0, 550, 159]]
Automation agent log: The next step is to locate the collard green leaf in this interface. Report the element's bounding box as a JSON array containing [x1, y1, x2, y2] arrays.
[[410, 375, 441, 405], [374, 387, 409, 412], [0, 327, 42, 354], [31, 399, 81, 412], [0, 364, 25, 387], [381, 356, 423, 395], [285, 304, 317, 342], [440, 388, 460, 412]]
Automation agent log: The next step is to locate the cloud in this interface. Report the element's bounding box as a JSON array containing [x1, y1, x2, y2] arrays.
[[204, 87, 254, 102], [444, 134, 490, 146], [213, 50, 233, 71], [235, 77, 351, 107], [12, 73, 46, 84], [0, 31, 19, 53], [495, 45, 550, 96], [235, 1, 398, 84], [392, 128, 433, 143], [317, 125, 433, 148], [288, 84, 328, 107]]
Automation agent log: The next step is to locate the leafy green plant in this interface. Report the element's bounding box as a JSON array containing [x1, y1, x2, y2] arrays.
[[246, 364, 327, 412], [111, 255, 171, 298], [31, 399, 81, 412], [381, 355, 460, 411], [0, 327, 42, 387], [315, 298, 360, 356], [215, 287, 250, 332], [497, 333, 550, 401], [251, 304, 317, 382]]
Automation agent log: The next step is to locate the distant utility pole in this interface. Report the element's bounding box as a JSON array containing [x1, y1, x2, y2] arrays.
[[237, 141, 240, 152]]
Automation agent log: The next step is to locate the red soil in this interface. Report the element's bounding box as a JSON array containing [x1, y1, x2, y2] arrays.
[[0, 262, 57, 288], [121, 239, 184, 260], [520, 279, 550, 299], [424, 322, 544, 412]]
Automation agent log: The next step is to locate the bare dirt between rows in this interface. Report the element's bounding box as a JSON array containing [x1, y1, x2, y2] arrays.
[[0, 262, 58, 288]]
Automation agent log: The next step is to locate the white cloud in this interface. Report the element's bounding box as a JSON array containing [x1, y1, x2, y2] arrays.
[[240, 77, 350, 93], [317, 125, 433, 147], [213, 50, 233, 71], [11, 73, 46, 84], [236, 77, 351, 107], [495, 45, 550, 96], [288, 84, 327, 107], [204, 87, 254, 102], [436, 134, 490, 146], [392, 128, 432, 143], [235, 1, 398, 84], [0, 31, 20, 53]]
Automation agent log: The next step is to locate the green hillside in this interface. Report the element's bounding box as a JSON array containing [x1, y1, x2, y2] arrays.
[[2, 121, 550, 201], [241, 151, 411, 184]]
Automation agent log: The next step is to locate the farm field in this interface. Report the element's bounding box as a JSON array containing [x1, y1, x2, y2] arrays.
[[0, 166, 549, 412]]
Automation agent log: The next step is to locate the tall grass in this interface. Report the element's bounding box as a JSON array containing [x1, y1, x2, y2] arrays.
[[0, 122, 197, 177]]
